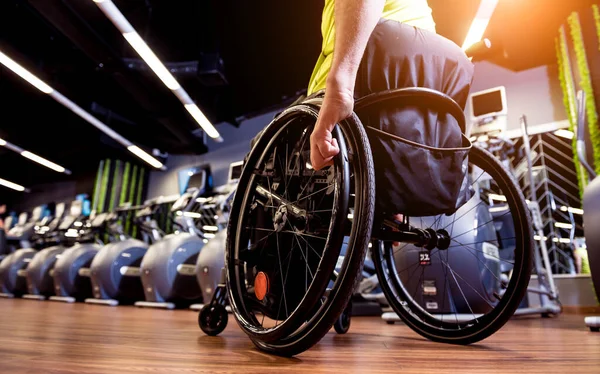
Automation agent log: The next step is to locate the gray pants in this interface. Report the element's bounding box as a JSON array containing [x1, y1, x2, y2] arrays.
[[247, 19, 474, 217]]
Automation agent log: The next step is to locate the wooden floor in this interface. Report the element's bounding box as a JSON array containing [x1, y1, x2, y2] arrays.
[[0, 299, 599, 373]]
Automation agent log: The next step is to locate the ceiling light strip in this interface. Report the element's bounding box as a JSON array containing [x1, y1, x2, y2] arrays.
[[0, 136, 71, 174], [461, 0, 499, 51], [0, 50, 164, 169], [0, 177, 29, 192], [92, 0, 222, 141]]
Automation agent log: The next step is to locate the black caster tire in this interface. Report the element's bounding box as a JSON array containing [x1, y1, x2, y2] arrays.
[[199, 304, 228, 336], [334, 302, 352, 334], [590, 327, 599, 332], [386, 321, 395, 325]]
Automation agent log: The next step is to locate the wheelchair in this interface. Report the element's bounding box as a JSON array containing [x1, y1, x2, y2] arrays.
[[199, 87, 534, 356]]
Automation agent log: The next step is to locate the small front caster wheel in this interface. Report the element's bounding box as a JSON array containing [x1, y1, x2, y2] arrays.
[[199, 304, 228, 336], [590, 327, 600, 332], [334, 301, 352, 334]]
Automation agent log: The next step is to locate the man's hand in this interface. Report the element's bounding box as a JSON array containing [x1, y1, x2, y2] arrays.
[[310, 81, 354, 170]]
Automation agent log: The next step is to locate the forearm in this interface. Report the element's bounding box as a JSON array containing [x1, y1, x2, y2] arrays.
[[310, 0, 384, 169], [328, 0, 385, 90]]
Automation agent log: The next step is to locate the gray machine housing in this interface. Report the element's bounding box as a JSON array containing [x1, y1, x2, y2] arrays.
[[196, 228, 226, 303], [52, 242, 102, 301], [0, 248, 36, 297], [192, 170, 239, 309], [0, 206, 47, 297], [138, 232, 204, 306], [136, 171, 211, 309], [87, 238, 148, 304], [23, 244, 66, 299], [22, 202, 80, 300]]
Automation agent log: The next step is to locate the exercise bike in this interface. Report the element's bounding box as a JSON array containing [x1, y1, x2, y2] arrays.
[[135, 170, 211, 310], [50, 212, 110, 303], [0, 205, 51, 298], [22, 201, 86, 300], [84, 203, 156, 306]]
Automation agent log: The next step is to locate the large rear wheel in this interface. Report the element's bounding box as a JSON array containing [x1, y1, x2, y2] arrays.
[[374, 145, 533, 344], [226, 104, 375, 356]]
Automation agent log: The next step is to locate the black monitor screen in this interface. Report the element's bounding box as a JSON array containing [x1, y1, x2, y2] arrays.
[[186, 172, 205, 191], [230, 163, 243, 181], [472, 90, 504, 117]]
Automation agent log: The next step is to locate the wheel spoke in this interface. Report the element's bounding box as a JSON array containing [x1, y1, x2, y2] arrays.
[[291, 183, 334, 204], [451, 209, 512, 241], [442, 259, 479, 323], [274, 232, 289, 323], [450, 238, 514, 265]]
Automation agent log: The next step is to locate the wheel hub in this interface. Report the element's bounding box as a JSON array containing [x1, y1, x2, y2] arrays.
[[273, 206, 288, 232], [422, 228, 452, 250]]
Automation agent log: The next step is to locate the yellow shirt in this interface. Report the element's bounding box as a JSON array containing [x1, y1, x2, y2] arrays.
[[307, 0, 437, 95]]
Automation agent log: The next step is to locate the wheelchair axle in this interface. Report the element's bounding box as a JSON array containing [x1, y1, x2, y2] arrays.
[[255, 185, 308, 230], [375, 220, 451, 250]]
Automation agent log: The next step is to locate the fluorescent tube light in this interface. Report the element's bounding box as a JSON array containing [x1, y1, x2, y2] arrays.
[[554, 129, 574, 139], [122, 32, 180, 90], [0, 51, 53, 94], [462, 0, 499, 51], [0, 177, 26, 192], [552, 237, 571, 244], [554, 222, 573, 229], [488, 194, 507, 202], [0, 137, 71, 174], [183, 212, 202, 218], [21, 151, 66, 173], [184, 104, 222, 140], [0, 49, 164, 169], [560, 206, 584, 215], [127, 145, 164, 169], [92, 0, 222, 141]]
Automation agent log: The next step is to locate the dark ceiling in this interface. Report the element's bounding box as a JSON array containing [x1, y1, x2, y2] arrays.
[[0, 0, 592, 203]]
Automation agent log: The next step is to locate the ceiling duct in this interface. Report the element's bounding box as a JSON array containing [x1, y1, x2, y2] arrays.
[[122, 53, 227, 87]]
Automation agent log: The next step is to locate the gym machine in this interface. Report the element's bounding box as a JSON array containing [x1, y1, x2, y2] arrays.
[[49, 212, 110, 303], [190, 161, 242, 311], [84, 203, 154, 306], [21, 202, 82, 301], [135, 168, 212, 310], [573, 91, 600, 332], [0, 205, 50, 298]]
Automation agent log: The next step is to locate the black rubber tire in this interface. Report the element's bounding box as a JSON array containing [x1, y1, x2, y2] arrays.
[[249, 112, 375, 356], [373, 145, 533, 345], [590, 327, 600, 332], [199, 304, 228, 336], [334, 301, 352, 334]]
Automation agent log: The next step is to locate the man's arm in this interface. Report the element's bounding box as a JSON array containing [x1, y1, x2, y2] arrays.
[[310, 0, 385, 170], [329, 0, 385, 95]]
